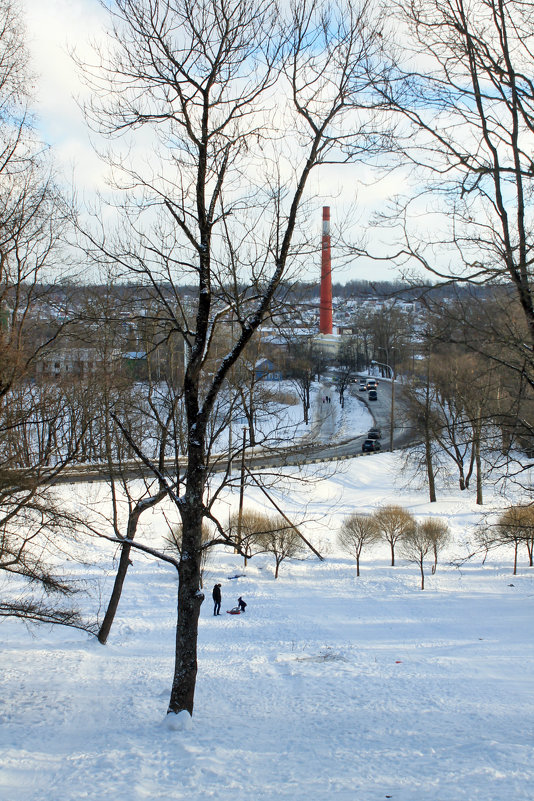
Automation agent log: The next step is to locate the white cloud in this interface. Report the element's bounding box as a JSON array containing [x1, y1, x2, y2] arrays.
[[24, 0, 109, 192]]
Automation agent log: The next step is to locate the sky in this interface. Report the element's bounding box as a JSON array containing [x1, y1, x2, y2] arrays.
[[23, 0, 404, 284], [25, 0, 108, 193]]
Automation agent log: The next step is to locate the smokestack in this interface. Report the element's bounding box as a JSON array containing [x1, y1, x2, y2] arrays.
[[319, 206, 333, 335]]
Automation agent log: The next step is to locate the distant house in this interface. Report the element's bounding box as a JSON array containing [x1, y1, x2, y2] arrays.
[[255, 357, 282, 381], [122, 351, 148, 379], [34, 347, 119, 379]]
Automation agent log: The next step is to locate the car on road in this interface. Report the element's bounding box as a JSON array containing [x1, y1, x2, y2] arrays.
[[367, 428, 382, 439], [359, 379, 367, 391], [366, 378, 378, 389], [368, 389, 378, 401], [362, 438, 381, 453]]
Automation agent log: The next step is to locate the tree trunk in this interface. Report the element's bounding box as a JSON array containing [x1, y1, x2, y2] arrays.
[[390, 541, 395, 567], [98, 505, 142, 645], [475, 434, 483, 505], [425, 427, 436, 503], [167, 487, 204, 716], [303, 396, 309, 425], [98, 540, 134, 644], [98, 488, 166, 644], [242, 395, 256, 447]]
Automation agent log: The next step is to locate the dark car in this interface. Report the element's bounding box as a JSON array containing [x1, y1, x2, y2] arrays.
[[368, 389, 378, 401], [367, 428, 382, 439], [362, 438, 381, 453]]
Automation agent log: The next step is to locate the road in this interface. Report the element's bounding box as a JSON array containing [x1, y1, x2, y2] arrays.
[[43, 379, 414, 484], [243, 378, 414, 470]]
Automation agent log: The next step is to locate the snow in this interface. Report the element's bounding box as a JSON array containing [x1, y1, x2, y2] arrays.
[[1, 393, 534, 801]]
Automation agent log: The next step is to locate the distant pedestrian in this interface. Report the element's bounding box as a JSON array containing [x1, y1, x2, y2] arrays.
[[212, 583, 222, 616], [237, 596, 247, 613]]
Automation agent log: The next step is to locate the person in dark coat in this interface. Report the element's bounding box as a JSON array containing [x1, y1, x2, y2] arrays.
[[212, 583, 222, 615], [237, 596, 247, 613]]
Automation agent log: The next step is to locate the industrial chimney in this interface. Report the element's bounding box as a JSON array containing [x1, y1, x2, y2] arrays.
[[319, 206, 333, 335]]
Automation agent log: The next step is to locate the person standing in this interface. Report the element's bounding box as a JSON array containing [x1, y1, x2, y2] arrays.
[[212, 583, 222, 616]]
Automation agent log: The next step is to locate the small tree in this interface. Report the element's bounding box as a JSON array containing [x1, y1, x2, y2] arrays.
[[258, 514, 303, 579], [338, 513, 379, 576], [401, 518, 449, 589], [517, 506, 534, 568], [495, 505, 534, 575], [373, 505, 415, 567], [421, 518, 450, 574], [227, 509, 271, 567]]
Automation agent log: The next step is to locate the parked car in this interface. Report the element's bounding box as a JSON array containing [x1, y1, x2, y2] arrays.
[[368, 389, 378, 401], [362, 438, 381, 453], [367, 428, 382, 439]]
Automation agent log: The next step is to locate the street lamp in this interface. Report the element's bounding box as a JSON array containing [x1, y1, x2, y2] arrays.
[[371, 359, 395, 452]]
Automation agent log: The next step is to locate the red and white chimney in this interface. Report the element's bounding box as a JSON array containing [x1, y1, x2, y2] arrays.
[[319, 206, 333, 335]]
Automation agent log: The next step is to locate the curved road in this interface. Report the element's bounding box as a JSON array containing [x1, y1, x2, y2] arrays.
[[46, 379, 414, 484], [245, 378, 414, 470]]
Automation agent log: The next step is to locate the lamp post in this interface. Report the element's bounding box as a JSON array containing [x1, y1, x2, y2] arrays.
[[371, 359, 395, 452]]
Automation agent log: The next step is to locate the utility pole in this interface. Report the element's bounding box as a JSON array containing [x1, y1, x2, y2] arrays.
[[236, 426, 248, 553]]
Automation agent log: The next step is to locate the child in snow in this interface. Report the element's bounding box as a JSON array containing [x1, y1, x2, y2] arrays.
[[237, 597, 247, 613]]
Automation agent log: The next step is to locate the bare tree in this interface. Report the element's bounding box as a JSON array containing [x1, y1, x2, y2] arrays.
[[378, 0, 534, 455], [336, 337, 358, 409], [400, 517, 448, 590], [257, 513, 303, 578], [0, 0, 93, 628], [495, 504, 534, 575], [80, 0, 391, 718], [287, 336, 322, 425], [338, 512, 379, 576], [401, 338, 440, 502], [227, 508, 270, 567], [374, 504, 415, 566]]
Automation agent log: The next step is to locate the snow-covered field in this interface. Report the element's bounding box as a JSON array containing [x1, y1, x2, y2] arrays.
[[2, 393, 534, 801]]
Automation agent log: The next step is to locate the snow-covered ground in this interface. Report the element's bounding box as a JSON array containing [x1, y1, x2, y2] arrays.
[[1, 394, 534, 801]]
